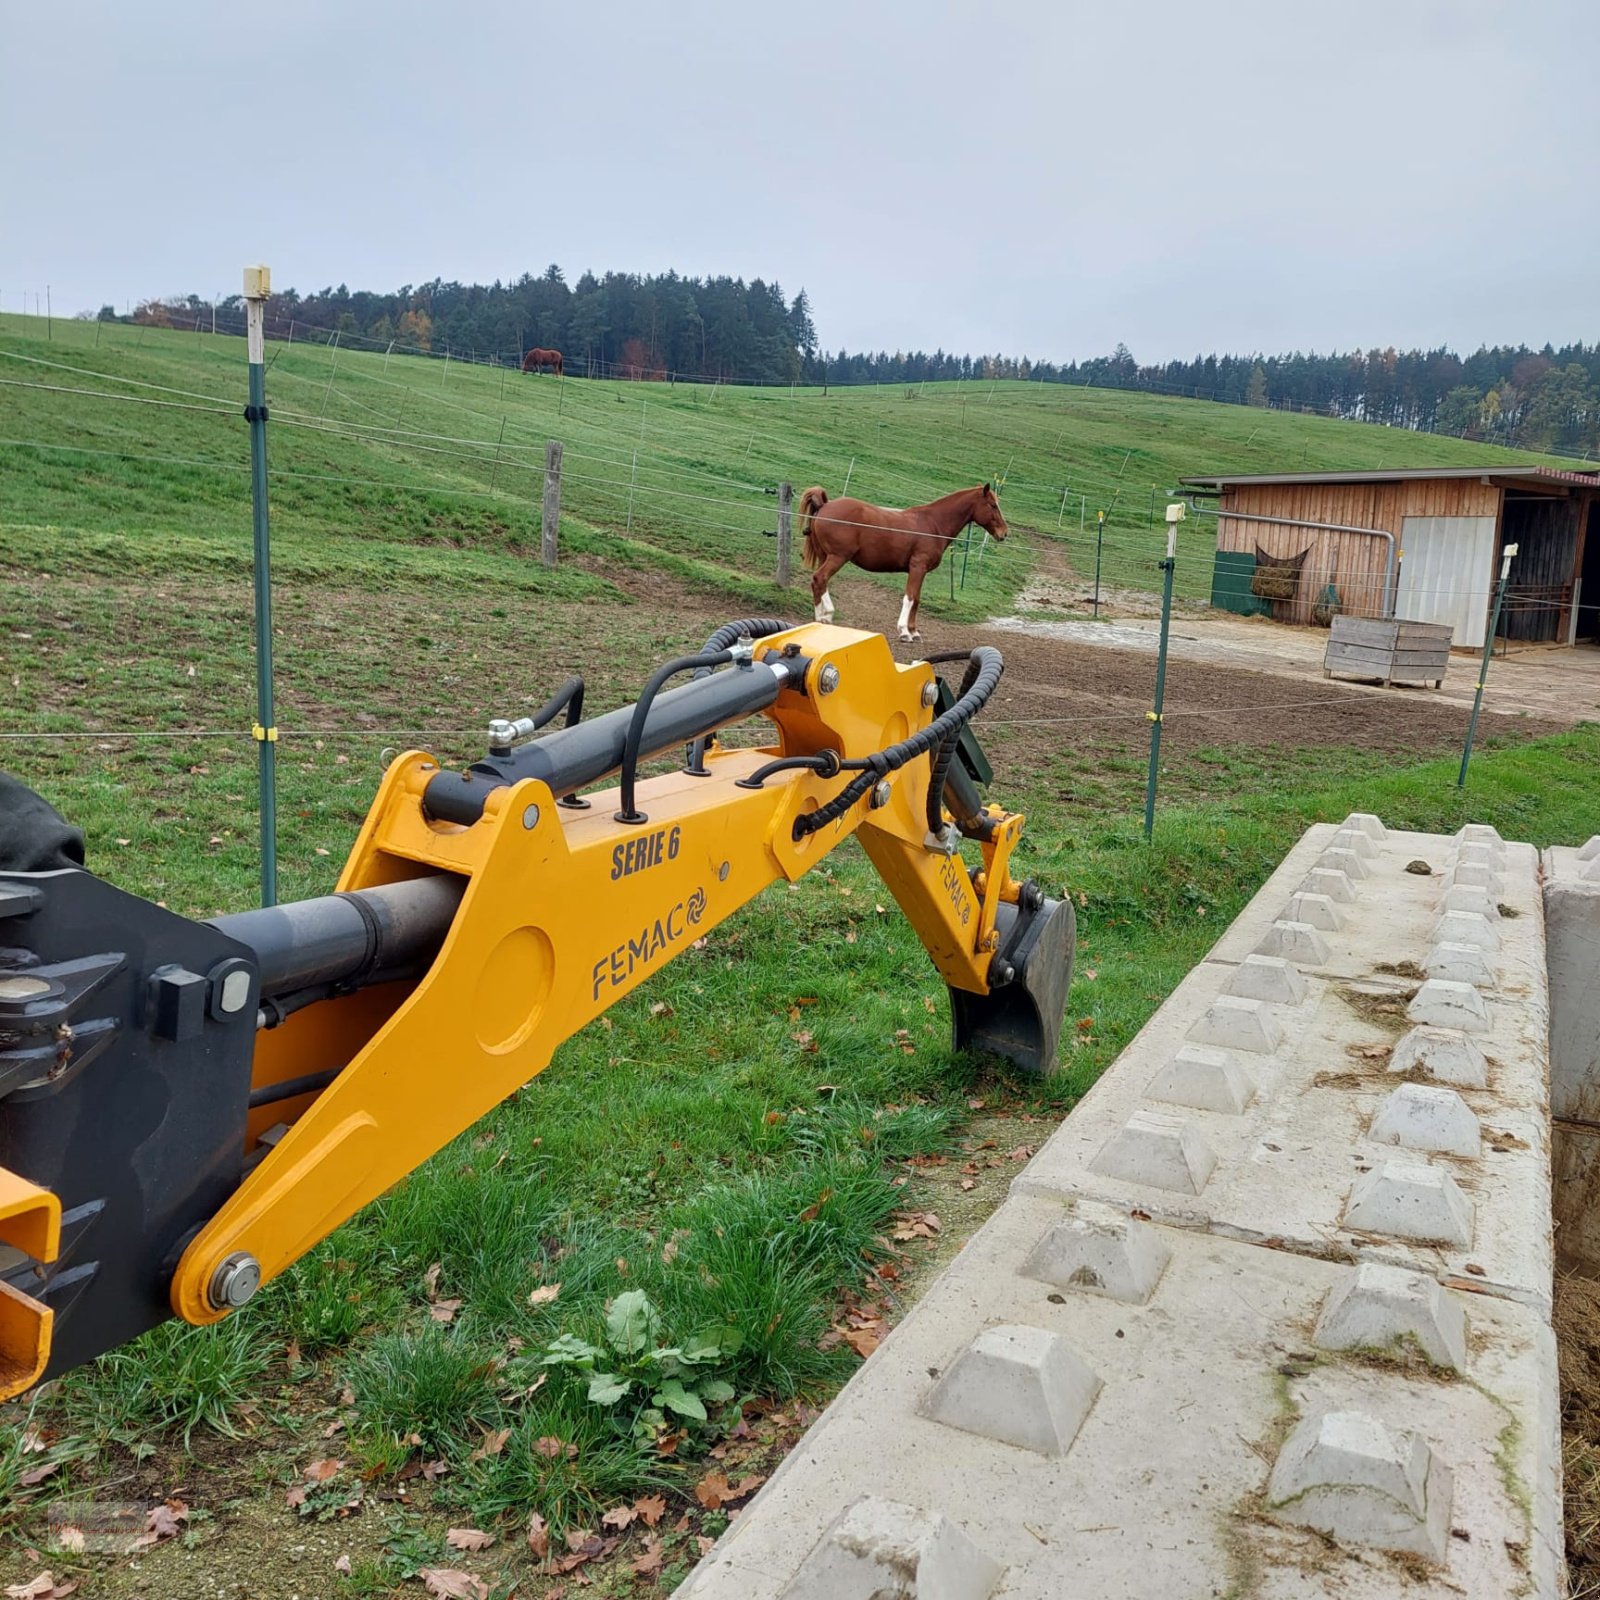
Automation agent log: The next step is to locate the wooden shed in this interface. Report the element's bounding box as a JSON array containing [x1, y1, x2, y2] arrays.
[[1180, 466, 1600, 649]]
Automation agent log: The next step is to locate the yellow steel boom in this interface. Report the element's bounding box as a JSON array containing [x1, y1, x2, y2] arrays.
[[0, 621, 1073, 1396]]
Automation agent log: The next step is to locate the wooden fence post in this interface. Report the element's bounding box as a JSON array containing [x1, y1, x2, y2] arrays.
[[542, 440, 562, 568], [776, 481, 793, 585]]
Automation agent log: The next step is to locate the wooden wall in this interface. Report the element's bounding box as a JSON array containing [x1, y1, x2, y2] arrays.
[[1215, 478, 1501, 625]]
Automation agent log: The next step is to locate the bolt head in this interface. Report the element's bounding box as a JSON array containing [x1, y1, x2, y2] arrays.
[[921, 681, 939, 708], [871, 779, 892, 809], [209, 1251, 262, 1310], [818, 664, 840, 696], [522, 803, 541, 830]]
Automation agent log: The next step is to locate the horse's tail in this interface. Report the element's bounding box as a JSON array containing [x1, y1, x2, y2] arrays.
[[798, 486, 830, 569]]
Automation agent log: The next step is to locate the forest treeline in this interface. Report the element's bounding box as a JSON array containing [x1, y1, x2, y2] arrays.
[[111, 265, 1600, 456]]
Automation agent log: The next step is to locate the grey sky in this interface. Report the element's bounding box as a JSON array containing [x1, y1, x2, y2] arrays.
[[3, 0, 1595, 363]]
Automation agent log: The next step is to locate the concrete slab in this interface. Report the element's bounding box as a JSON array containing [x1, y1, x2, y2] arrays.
[[1543, 844, 1600, 1274], [677, 1193, 1561, 1600], [1010, 952, 1550, 1310], [1206, 824, 1543, 1002], [677, 822, 1562, 1600]]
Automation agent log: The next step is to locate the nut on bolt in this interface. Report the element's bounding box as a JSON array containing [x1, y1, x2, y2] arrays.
[[817, 663, 840, 696], [208, 1251, 262, 1310], [870, 779, 892, 809], [921, 680, 939, 708]]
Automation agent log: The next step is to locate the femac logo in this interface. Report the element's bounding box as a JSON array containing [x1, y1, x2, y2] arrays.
[[592, 886, 708, 999]]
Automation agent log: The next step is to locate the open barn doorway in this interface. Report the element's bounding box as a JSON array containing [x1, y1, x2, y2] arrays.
[[1498, 492, 1584, 646], [1579, 500, 1600, 645]]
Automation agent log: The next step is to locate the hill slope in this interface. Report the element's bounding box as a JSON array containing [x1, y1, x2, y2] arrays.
[[0, 311, 1566, 619]]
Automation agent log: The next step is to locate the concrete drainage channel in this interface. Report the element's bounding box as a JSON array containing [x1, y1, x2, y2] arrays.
[[676, 815, 1596, 1599]]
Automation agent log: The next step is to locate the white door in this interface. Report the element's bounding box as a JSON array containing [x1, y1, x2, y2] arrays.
[[1394, 515, 1496, 647]]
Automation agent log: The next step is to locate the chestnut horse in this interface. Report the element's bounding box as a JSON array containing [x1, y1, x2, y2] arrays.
[[521, 347, 563, 375], [798, 484, 1008, 641]]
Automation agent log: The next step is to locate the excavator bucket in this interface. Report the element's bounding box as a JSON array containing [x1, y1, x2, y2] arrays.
[[949, 892, 1076, 1075]]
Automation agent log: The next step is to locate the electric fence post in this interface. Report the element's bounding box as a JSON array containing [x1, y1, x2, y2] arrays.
[[243, 265, 278, 906], [1143, 502, 1184, 839], [1093, 509, 1107, 618], [1457, 541, 1518, 788]]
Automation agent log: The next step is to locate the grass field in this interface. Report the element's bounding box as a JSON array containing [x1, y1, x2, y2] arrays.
[[1, 315, 1593, 1597]]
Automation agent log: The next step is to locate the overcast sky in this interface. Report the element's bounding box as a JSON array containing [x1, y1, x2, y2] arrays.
[[3, 0, 1595, 363]]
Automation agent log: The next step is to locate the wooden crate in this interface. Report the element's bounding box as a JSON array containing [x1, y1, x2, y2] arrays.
[[1324, 615, 1453, 688]]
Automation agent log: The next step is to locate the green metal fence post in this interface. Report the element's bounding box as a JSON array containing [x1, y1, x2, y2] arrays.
[[244, 266, 278, 906], [1093, 510, 1107, 618], [1457, 542, 1518, 789], [1144, 505, 1185, 839]]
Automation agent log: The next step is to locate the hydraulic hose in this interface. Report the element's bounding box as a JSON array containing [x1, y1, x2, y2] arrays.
[[684, 618, 792, 773], [616, 651, 734, 822], [926, 654, 983, 838], [793, 646, 1004, 839]]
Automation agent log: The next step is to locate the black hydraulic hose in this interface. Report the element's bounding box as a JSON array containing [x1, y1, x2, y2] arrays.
[[735, 749, 842, 789], [248, 1067, 342, 1106], [794, 646, 1004, 839], [684, 618, 792, 774], [926, 655, 983, 838], [617, 651, 735, 822], [489, 676, 585, 755]]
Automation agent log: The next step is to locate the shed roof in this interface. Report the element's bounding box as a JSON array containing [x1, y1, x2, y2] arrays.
[[1181, 465, 1600, 492]]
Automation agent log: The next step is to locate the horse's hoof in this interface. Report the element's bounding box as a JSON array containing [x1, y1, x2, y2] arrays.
[[898, 632, 916, 644]]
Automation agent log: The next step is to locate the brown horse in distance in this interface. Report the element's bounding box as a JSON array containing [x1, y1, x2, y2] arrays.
[[521, 347, 563, 375], [798, 484, 1008, 641]]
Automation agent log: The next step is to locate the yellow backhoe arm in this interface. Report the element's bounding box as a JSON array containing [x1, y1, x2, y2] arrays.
[[0, 622, 1073, 1393]]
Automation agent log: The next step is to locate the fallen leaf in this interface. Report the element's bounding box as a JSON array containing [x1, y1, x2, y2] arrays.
[[843, 1327, 882, 1358], [468, 1427, 511, 1463], [763, 1110, 784, 1125], [1007, 1145, 1037, 1161], [649, 1001, 674, 1018], [419, 1569, 489, 1600], [527, 1283, 561, 1307], [446, 1528, 494, 1551], [966, 1097, 985, 1110], [533, 1436, 575, 1460], [695, 1470, 733, 1510], [305, 1459, 343, 1482], [428, 1297, 463, 1324], [527, 1511, 550, 1558], [334, 1554, 352, 1574], [960, 1177, 976, 1191], [423, 1262, 442, 1296], [285, 1485, 308, 1509], [600, 1504, 635, 1530], [631, 1538, 664, 1577], [697, 1534, 716, 1556], [18, 1462, 60, 1487], [634, 1493, 667, 1526]]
